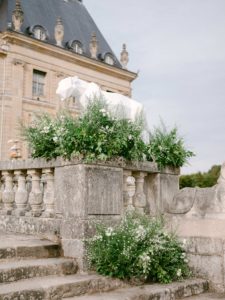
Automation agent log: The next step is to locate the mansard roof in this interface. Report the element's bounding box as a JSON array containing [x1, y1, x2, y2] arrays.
[[0, 0, 122, 68]]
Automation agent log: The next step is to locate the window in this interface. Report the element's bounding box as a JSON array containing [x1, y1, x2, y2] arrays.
[[72, 41, 83, 54], [105, 54, 114, 65], [34, 27, 47, 40], [32, 70, 46, 97], [28, 25, 48, 41], [67, 40, 83, 54]]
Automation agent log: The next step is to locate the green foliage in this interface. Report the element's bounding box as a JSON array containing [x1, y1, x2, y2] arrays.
[[22, 98, 194, 169], [87, 213, 190, 283], [146, 123, 195, 169], [180, 165, 221, 189], [22, 98, 146, 162]]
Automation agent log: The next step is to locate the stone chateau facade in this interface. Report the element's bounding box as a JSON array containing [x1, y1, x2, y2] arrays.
[[0, 0, 137, 160]]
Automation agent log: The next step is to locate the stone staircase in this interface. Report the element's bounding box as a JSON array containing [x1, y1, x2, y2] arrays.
[[0, 234, 210, 300]]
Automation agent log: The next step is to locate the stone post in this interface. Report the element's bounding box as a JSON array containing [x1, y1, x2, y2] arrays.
[[126, 175, 136, 212], [133, 172, 147, 213], [14, 170, 28, 216], [42, 168, 55, 217], [123, 170, 131, 210], [2, 171, 15, 214], [27, 169, 43, 216]]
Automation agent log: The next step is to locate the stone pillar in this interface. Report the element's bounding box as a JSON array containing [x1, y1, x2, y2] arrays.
[[42, 168, 55, 217], [14, 170, 28, 215], [27, 169, 43, 216], [2, 171, 15, 214], [133, 172, 147, 213], [126, 174, 136, 212], [123, 170, 131, 211]]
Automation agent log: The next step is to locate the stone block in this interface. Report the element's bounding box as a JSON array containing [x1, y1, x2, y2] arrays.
[[160, 173, 179, 213], [188, 254, 224, 286], [86, 166, 122, 215], [62, 238, 87, 270], [55, 164, 123, 218], [186, 237, 224, 256]]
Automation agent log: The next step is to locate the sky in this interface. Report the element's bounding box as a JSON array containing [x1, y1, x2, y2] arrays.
[[84, 0, 225, 174]]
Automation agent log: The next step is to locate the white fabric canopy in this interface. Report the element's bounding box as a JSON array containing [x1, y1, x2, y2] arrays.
[[56, 76, 145, 122]]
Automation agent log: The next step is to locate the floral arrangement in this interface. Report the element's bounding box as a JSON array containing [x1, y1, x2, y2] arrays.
[[87, 213, 190, 283], [22, 98, 194, 168]]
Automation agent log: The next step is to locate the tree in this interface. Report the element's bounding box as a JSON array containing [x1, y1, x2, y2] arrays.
[[180, 165, 221, 189]]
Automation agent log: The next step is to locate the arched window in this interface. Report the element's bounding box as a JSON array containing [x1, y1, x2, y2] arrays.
[[104, 53, 114, 65], [67, 40, 83, 54], [28, 25, 48, 41]]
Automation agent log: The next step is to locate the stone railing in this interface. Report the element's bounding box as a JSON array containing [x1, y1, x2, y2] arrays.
[[0, 158, 179, 269], [1, 168, 55, 218]]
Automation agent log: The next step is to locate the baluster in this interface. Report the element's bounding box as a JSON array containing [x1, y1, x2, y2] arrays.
[[0, 173, 2, 209], [133, 172, 147, 213], [27, 169, 43, 217], [123, 170, 131, 210], [14, 170, 28, 216], [126, 175, 136, 211], [42, 168, 55, 217], [2, 171, 15, 214]]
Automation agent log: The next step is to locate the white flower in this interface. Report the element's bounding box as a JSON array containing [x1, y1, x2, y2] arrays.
[[42, 126, 50, 133], [177, 269, 182, 277], [139, 253, 150, 263], [105, 227, 114, 237], [53, 136, 58, 143], [182, 239, 187, 247], [135, 225, 146, 240], [92, 235, 103, 242], [128, 134, 133, 140]]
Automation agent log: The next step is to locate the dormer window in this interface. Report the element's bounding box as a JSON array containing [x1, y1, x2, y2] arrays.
[[34, 26, 47, 40], [104, 53, 114, 65], [67, 40, 83, 54], [28, 25, 48, 41]]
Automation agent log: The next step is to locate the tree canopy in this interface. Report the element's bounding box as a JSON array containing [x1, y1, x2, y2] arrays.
[[180, 165, 221, 189]]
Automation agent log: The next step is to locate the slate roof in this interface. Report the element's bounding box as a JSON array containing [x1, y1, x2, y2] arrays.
[[0, 0, 122, 68]]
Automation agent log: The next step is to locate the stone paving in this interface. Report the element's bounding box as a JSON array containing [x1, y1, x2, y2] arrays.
[[187, 293, 225, 299]]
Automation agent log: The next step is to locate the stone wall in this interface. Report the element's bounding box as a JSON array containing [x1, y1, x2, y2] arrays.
[[167, 162, 225, 292]]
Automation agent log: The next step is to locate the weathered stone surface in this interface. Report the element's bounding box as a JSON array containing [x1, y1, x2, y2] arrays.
[[145, 173, 179, 216], [55, 164, 123, 217], [64, 278, 208, 300], [169, 187, 196, 214], [188, 254, 224, 292], [0, 233, 61, 259], [0, 215, 61, 239], [0, 257, 77, 283], [0, 274, 128, 300], [86, 165, 123, 215]]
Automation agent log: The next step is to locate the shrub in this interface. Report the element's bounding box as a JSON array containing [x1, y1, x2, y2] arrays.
[[146, 123, 194, 169], [22, 98, 194, 169], [22, 98, 146, 162], [87, 213, 190, 283]]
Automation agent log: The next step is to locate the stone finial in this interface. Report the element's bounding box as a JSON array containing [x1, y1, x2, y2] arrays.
[[120, 43, 129, 69], [12, 0, 24, 32], [55, 17, 64, 47], [89, 32, 98, 59]]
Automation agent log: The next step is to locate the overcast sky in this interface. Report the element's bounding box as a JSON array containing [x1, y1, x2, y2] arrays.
[[84, 0, 225, 174]]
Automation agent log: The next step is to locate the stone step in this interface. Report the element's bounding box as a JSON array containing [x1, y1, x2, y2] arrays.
[[0, 234, 61, 260], [182, 292, 225, 299], [0, 273, 127, 300], [64, 278, 208, 300], [0, 257, 78, 283]]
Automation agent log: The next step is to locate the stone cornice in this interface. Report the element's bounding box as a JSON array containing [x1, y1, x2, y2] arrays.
[[2, 31, 138, 82]]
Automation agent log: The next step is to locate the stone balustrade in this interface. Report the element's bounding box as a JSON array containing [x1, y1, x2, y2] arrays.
[[0, 158, 179, 269], [0, 167, 55, 218]]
